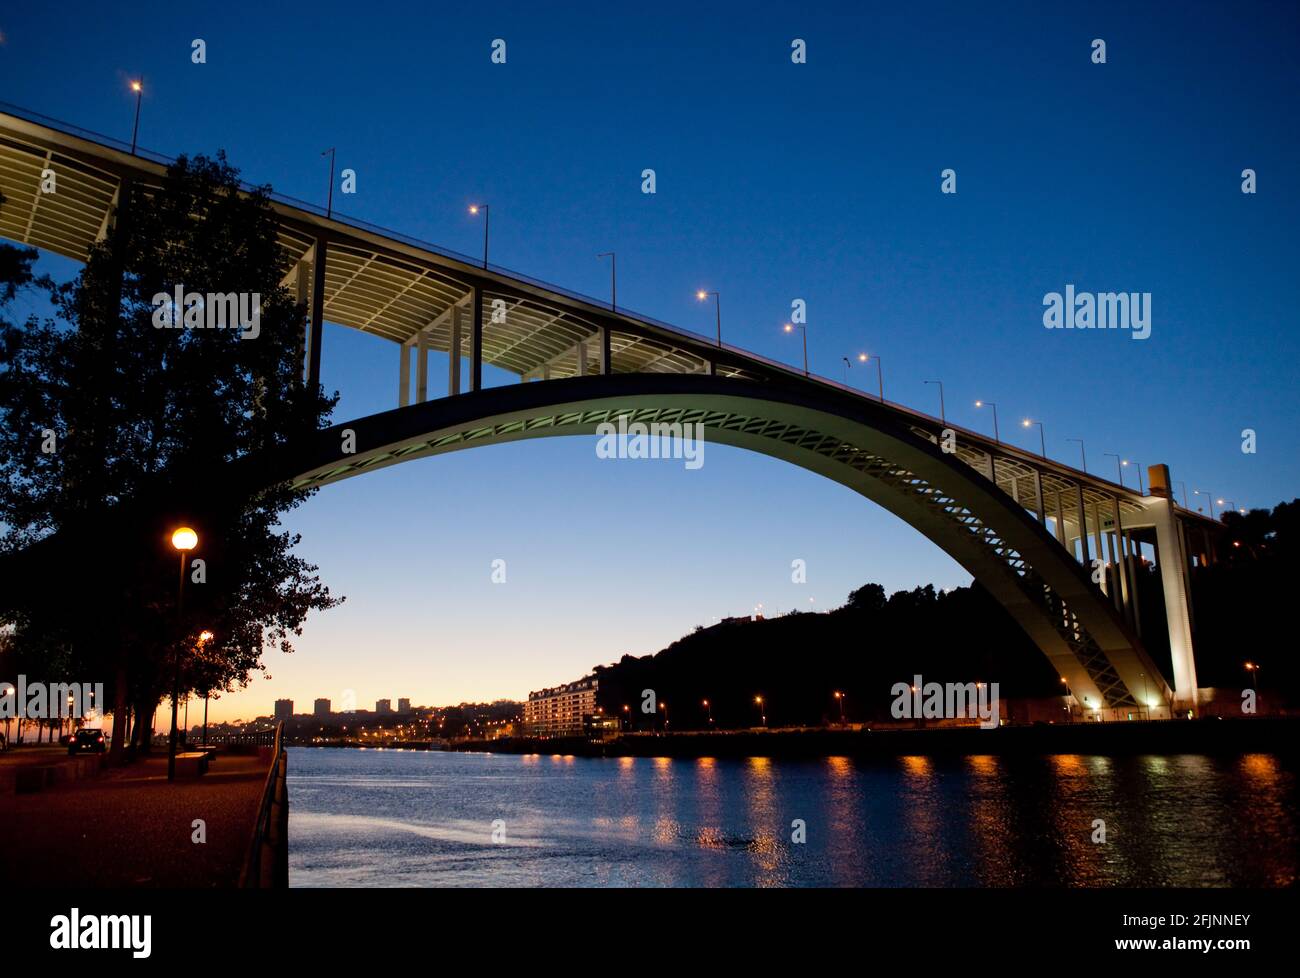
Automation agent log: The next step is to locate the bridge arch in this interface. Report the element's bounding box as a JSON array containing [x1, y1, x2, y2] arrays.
[[282, 374, 1169, 712]]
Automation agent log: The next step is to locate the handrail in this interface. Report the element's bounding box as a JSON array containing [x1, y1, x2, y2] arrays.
[[238, 720, 286, 887]]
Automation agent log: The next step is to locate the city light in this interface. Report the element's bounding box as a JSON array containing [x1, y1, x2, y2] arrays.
[[171, 526, 197, 551]]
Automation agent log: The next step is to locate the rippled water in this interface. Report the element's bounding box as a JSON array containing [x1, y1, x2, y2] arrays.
[[287, 748, 1298, 887]]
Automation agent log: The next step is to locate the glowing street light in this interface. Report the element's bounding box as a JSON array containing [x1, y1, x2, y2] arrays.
[[1193, 489, 1216, 519], [1122, 459, 1145, 495], [833, 690, 846, 724], [754, 695, 766, 727], [696, 290, 722, 347], [859, 352, 883, 401], [469, 203, 490, 268], [198, 630, 214, 747], [702, 699, 714, 726], [974, 400, 1000, 444], [168, 526, 198, 782], [783, 323, 808, 375], [1022, 418, 1046, 458], [129, 79, 144, 154]]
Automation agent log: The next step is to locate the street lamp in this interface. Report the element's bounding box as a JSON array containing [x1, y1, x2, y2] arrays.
[[1060, 676, 1074, 723], [696, 290, 722, 347], [1066, 437, 1087, 472], [702, 699, 714, 726], [1122, 459, 1145, 495], [975, 401, 1000, 443], [783, 323, 808, 375], [129, 79, 143, 154], [859, 353, 883, 401], [469, 204, 490, 269], [1244, 661, 1259, 691], [168, 526, 198, 782], [597, 252, 616, 311], [321, 147, 336, 218], [754, 695, 766, 727], [198, 630, 214, 747], [833, 691, 846, 724], [1104, 452, 1123, 486], [1022, 418, 1046, 457], [661, 701, 669, 731], [924, 380, 945, 423], [1193, 489, 1216, 519]]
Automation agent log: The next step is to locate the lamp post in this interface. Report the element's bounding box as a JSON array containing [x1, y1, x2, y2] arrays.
[[469, 204, 490, 268], [754, 695, 766, 728], [859, 353, 882, 401], [841, 356, 852, 384], [1193, 489, 1216, 519], [1022, 418, 1046, 458], [129, 80, 144, 155], [925, 379, 946, 421], [1060, 676, 1074, 723], [168, 526, 198, 782], [622, 704, 630, 731], [1122, 459, 1144, 495], [975, 401, 1000, 443], [1218, 498, 1239, 515], [1244, 661, 1260, 691], [198, 630, 214, 746], [696, 291, 722, 347], [597, 252, 616, 311], [1176, 481, 1190, 509], [703, 699, 714, 727], [321, 147, 336, 218], [661, 701, 669, 732], [783, 323, 808, 375], [1067, 438, 1087, 472], [834, 691, 846, 724], [1104, 452, 1123, 486]]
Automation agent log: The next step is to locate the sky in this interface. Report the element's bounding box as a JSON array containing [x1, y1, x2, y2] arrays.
[[1, 1, 1297, 724]]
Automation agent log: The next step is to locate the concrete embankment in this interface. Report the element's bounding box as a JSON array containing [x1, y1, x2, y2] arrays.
[[447, 717, 1298, 759]]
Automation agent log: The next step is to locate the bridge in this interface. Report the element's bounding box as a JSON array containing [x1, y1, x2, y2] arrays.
[[0, 105, 1223, 717]]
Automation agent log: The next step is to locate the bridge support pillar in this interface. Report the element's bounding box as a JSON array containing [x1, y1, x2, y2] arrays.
[[398, 343, 410, 407], [1032, 469, 1046, 526], [306, 236, 328, 388], [416, 329, 429, 402], [449, 307, 461, 395], [471, 286, 483, 391], [1149, 495, 1198, 713], [600, 326, 612, 375]]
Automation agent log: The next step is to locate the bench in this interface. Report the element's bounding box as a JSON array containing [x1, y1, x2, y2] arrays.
[[174, 752, 210, 778]]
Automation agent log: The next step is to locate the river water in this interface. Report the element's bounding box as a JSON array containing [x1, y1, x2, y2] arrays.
[[286, 747, 1297, 887]]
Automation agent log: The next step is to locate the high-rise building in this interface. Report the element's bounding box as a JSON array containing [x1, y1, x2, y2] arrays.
[[314, 698, 331, 718], [398, 698, 411, 713], [376, 699, 392, 715], [524, 677, 599, 738], [274, 699, 293, 720]]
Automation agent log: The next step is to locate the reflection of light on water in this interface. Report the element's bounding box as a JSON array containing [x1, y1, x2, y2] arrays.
[[1086, 756, 1112, 776], [618, 756, 635, 769], [826, 756, 851, 779], [1241, 754, 1278, 781], [1140, 755, 1169, 776], [901, 755, 931, 778], [1049, 754, 1085, 776], [653, 817, 679, 845], [967, 754, 997, 776], [521, 754, 538, 765]]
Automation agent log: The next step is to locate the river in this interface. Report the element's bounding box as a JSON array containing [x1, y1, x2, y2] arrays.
[[286, 747, 1297, 887]]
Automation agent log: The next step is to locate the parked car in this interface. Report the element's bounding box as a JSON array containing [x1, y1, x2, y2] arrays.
[[68, 728, 107, 755]]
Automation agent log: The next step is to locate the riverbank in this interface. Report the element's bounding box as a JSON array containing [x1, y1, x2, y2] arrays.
[[446, 717, 1298, 758]]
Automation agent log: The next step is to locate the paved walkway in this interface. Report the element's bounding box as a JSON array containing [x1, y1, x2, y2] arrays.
[[0, 749, 271, 887]]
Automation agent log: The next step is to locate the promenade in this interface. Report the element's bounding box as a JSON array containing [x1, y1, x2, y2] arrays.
[[0, 748, 272, 887]]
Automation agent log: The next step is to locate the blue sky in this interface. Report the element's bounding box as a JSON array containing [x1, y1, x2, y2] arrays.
[[1, 1, 1297, 721]]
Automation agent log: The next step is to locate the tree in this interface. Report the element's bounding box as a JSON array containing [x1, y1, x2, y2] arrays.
[[0, 158, 343, 761]]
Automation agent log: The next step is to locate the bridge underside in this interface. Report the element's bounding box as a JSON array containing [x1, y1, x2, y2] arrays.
[[285, 375, 1172, 713]]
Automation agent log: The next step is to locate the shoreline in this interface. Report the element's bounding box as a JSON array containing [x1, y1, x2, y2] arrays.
[[435, 717, 1298, 759]]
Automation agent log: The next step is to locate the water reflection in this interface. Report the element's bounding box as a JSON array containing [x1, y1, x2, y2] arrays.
[[287, 748, 1299, 888]]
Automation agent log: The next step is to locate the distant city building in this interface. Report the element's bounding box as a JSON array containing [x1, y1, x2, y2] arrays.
[[398, 698, 411, 713], [314, 698, 331, 717], [274, 699, 293, 720], [525, 676, 598, 738], [376, 699, 392, 715]]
